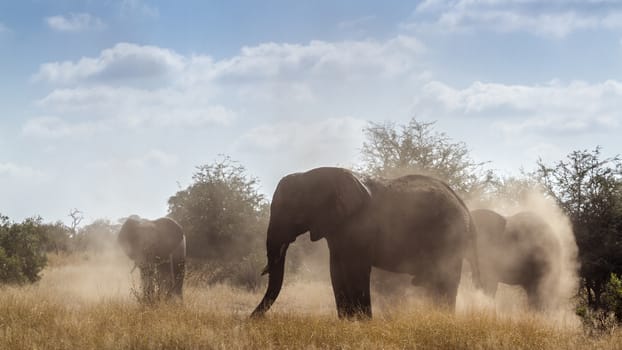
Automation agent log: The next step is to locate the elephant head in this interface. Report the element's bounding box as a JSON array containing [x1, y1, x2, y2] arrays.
[[117, 216, 184, 267], [251, 167, 371, 317]]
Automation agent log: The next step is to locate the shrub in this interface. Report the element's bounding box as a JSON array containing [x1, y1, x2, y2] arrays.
[[0, 215, 47, 284]]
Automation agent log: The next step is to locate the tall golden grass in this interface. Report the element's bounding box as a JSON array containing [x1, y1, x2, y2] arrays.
[[0, 253, 618, 349]]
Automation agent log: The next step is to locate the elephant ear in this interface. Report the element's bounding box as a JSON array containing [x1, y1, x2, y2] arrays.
[[150, 217, 184, 258], [118, 216, 141, 258], [309, 168, 371, 241]]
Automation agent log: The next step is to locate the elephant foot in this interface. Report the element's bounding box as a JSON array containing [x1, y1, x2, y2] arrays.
[[425, 279, 459, 311], [337, 305, 372, 320]]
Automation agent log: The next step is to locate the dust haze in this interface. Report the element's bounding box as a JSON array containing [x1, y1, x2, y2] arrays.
[[24, 187, 579, 330], [466, 189, 580, 325]]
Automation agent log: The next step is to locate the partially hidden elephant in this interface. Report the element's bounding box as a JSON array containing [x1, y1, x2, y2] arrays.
[[117, 216, 186, 302], [251, 167, 481, 319], [470, 209, 561, 310]]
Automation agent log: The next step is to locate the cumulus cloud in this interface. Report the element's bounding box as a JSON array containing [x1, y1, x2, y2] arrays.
[[34, 37, 424, 85], [415, 79, 622, 135], [45, 13, 105, 32], [34, 86, 234, 129], [205, 36, 424, 82], [27, 36, 424, 137], [33, 43, 184, 84], [409, 0, 622, 37], [27, 36, 622, 145]]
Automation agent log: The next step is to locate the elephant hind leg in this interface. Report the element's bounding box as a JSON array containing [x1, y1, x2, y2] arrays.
[[329, 251, 372, 319], [425, 259, 462, 310], [428, 279, 459, 310]]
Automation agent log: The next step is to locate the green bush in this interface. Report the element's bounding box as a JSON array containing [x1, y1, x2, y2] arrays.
[[603, 273, 622, 321], [0, 215, 48, 284], [168, 157, 269, 289]]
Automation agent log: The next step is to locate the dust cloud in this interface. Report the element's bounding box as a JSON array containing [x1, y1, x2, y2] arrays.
[[464, 189, 580, 326], [22, 187, 578, 328], [38, 250, 136, 304]]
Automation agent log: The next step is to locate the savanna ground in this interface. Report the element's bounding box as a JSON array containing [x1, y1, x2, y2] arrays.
[[0, 253, 620, 350]]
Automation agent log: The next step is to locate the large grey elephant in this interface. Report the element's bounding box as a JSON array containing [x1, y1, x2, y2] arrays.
[[251, 167, 480, 319], [117, 216, 186, 302], [470, 209, 561, 310]]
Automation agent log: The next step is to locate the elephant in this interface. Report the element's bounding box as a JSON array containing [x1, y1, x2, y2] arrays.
[[117, 216, 186, 302], [251, 167, 480, 319], [469, 209, 561, 310]]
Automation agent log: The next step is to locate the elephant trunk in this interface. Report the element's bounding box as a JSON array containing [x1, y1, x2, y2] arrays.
[[251, 240, 289, 318]]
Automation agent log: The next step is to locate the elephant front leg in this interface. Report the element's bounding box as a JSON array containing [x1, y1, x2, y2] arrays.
[[329, 250, 372, 319], [156, 262, 174, 300], [140, 265, 156, 304]]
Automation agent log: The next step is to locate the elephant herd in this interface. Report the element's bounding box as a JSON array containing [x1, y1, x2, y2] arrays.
[[117, 167, 563, 319]]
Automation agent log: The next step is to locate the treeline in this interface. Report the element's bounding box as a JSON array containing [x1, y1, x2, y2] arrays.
[[2, 118, 621, 322], [0, 213, 120, 284]]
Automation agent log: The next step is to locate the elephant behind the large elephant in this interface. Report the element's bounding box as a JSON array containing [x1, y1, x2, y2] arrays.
[[117, 216, 186, 303], [251, 167, 481, 319], [470, 209, 562, 310]]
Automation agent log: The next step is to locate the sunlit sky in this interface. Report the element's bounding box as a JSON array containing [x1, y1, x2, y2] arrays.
[[1, 0, 621, 224]]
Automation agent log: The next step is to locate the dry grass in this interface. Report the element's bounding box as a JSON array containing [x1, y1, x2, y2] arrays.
[[0, 253, 619, 350]]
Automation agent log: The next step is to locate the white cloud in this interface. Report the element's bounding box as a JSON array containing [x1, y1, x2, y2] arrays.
[[45, 13, 105, 32], [409, 0, 622, 37], [415, 80, 622, 134], [34, 43, 184, 84], [34, 37, 424, 85], [22, 116, 109, 138], [0, 162, 44, 179], [33, 86, 235, 130], [27, 36, 425, 137], [205, 36, 424, 82]]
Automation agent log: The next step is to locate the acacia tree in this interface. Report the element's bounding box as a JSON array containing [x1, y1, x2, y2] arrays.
[[168, 157, 267, 260], [167, 157, 270, 289], [361, 118, 492, 196], [536, 147, 622, 308]]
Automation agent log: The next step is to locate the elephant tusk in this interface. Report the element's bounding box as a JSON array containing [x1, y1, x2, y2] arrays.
[[261, 264, 269, 276]]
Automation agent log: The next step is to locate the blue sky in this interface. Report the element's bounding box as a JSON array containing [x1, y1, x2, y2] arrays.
[[1, 0, 621, 224]]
